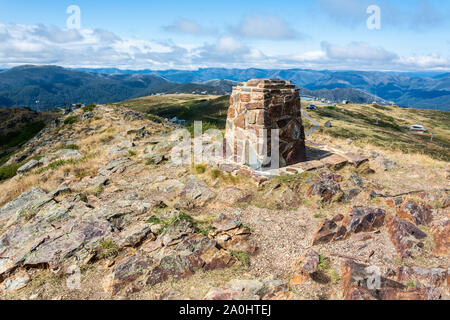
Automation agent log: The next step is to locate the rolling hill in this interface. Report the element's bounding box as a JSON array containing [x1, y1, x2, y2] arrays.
[[0, 66, 229, 110], [1, 65, 449, 110], [85, 67, 450, 110]]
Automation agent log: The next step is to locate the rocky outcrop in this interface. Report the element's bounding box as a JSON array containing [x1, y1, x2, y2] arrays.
[[210, 215, 255, 254], [0, 187, 50, 224], [343, 207, 386, 234], [178, 177, 216, 207], [431, 220, 450, 257], [312, 207, 386, 246], [204, 279, 288, 300], [396, 200, 433, 226], [307, 175, 343, 203], [386, 215, 428, 259], [290, 249, 320, 285], [17, 160, 40, 174], [341, 260, 441, 300], [311, 218, 348, 245]]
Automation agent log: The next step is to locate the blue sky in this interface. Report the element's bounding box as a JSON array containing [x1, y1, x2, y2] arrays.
[[0, 0, 449, 71]]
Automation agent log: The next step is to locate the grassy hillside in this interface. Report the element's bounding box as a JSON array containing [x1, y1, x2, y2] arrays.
[[121, 94, 450, 162], [116, 94, 230, 127], [0, 107, 56, 166]]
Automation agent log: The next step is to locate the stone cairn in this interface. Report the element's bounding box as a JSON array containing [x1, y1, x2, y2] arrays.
[[224, 79, 307, 169]]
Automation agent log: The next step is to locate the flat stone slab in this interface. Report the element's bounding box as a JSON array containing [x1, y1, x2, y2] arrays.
[[292, 160, 325, 172], [320, 154, 348, 169], [343, 153, 369, 166]]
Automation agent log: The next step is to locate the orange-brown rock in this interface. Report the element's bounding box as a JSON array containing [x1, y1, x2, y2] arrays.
[[290, 249, 320, 285], [431, 220, 450, 257], [385, 215, 427, 259], [343, 207, 386, 234], [396, 266, 448, 293], [341, 260, 440, 300], [396, 199, 433, 225], [311, 219, 348, 245]]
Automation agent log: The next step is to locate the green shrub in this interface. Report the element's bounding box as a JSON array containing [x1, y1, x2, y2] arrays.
[[82, 104, 97, 112], [194, 164, 207, 174], [147, 114, 162, 123], [60, 144, 79, 150], [96, 240, 119, 259], [64, 116, 78, 125], [231, 250, 250, 267], [209, 168, 223, 180], [186, 121, 220, 136], [0, 163, 23, 182], [35, 157, 82, 174]]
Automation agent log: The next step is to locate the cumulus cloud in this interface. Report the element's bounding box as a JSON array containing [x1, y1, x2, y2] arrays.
[[321, 41, 398, 62], [0, 22, 448, 71], [163, 18, 216, 36], [0, 23, 190, 69], [399, 54, 450, 69], [230, 15, 306, 40]]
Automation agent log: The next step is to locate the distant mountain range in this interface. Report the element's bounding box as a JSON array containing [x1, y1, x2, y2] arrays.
[[0, 65, 228, 110], [0, 65, 449, 110], [77, 67, 450, 110]]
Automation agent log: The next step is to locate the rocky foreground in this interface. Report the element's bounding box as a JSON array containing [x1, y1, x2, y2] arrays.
[[0, 104, 448, 300]]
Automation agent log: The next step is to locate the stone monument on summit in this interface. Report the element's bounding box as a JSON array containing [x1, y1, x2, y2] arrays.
[[224, 79, 307, 169]]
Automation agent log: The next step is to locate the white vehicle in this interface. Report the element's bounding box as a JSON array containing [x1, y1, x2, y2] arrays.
[[409, 125, 428, 132]]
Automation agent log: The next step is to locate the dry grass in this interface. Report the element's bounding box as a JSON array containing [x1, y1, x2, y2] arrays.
[[131, 265, 249, 300]]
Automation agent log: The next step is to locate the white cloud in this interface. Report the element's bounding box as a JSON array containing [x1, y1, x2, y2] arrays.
[[216, 36, 246, 53], [163, 18, 215, 36], [0, 23, 448, 71], [230, 15, 306, 40], [321, 41, 398, 62], [293, 50, 328, 62], [399, 54, 450, 69]]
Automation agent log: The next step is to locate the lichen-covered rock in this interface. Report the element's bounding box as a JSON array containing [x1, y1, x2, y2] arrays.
[[396, 266, 448, 293], [431, 220, 450, 257], [117, 223, 155, 248], [98, 157, 134, 177], [311, 219, 348, 245], [53, 149, 83, 161], [23, 217, 114, 269], [290, 249, 320, 285], [341, 260, 440, 300], [160, 218, 196, 246], [307, 177, 343, 203], [211, 215, 254, 253], [343, 207, 386, 234], [178, 177, 215, 207], [204, 279, 288, 300], [385, 215, 428, 259], [17, 160, 40, 174], [105, 254, 153, 295], [396, 200, 433, 226], [0, 187, 49, 224], [1, 271, 30, 292]]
